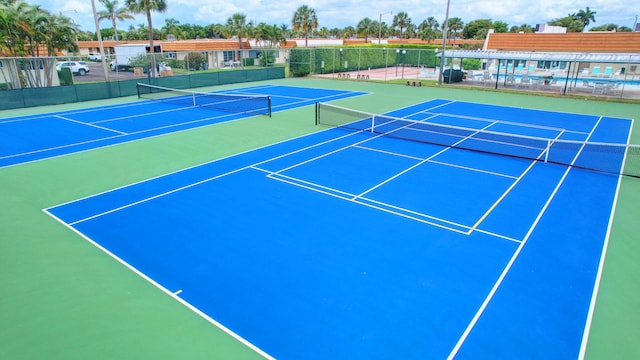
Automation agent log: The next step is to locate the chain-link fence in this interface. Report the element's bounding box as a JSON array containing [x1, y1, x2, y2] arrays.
[[289, 48, 444, 81]]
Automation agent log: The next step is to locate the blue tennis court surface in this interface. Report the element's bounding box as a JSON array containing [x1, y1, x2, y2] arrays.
[[0, 84, 365, 168], [46, 99, 631, 359]]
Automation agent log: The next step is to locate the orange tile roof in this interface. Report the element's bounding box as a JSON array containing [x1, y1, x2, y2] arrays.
[[486, 32, 640, 52], [78, 39, 295, 51]]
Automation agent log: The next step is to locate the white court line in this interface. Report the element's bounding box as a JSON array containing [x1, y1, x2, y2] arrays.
[[427, 159, 519, 179], [91, 105, 195, 124], [54, 115, 128, 135], [264, 169, 472, 234], [46, 127, 364, 212], [68, 165, 249, 226], [446, 116, 603, 360], [420, 110, 569, 133], [0, 99, 165, 124], [1, 85, 368, 168], [0, 133, 124, 160], [354, 121, 498, 200], [354, 145, 518, 179], [353, 145, 426, 161], [42, 208, 275, 360], [578, 117, 634, 360]]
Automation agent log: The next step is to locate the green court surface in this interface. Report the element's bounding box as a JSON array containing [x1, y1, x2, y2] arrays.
[[1, 78, 639, 359]]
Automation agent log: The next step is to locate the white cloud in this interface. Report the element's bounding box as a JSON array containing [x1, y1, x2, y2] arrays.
[[29, 0, 640, 34]]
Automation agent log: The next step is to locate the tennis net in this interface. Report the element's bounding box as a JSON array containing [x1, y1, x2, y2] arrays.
[[315, 102, 640, 177], [137, 83, 271, 117]]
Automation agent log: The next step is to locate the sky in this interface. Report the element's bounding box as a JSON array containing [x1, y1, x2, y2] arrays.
[[31, 0, 639, 34]]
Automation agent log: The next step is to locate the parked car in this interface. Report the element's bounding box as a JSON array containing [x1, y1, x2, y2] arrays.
[[87, 53, 102, 61], [56, 61, 90, 76]]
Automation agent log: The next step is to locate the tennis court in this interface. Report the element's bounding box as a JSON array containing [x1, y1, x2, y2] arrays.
[[0, 84, 365, 168], [44, 97, 633, 359]]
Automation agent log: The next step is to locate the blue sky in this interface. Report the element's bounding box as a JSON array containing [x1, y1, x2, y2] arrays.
[[32, 0, 638, 34]]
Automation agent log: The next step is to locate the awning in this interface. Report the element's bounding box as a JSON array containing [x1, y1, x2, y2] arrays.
[[440, 50, 640, 64]]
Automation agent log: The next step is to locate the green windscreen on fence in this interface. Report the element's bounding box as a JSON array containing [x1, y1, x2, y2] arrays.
[[0, 67, 285, 110]]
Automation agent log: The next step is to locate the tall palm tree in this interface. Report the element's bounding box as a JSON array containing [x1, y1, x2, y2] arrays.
[[392, 11, 410, 42], [251, 22, 286, 65], [97, 0, 134, 43], [356, 17, 373, 42], [574, 7, 596, 28], [125, 0, 167, 76], [291, 5, 318, 47], [279, 24, 290, 38], [225, 13, 252, 65], [425, 16, 439, 31], [446, 17, 464, 44]]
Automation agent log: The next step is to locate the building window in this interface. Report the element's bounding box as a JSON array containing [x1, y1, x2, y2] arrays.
[[537, 61, 567, 71], [223, 51, 236, 62]]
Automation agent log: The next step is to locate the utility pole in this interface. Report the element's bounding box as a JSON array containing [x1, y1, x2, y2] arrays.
[[438, 0, 451, 85], [378, 11, 392, 44]]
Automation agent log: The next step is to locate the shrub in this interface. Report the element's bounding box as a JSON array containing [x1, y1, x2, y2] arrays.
[[258, 50, 275, 66], [462, 58, 481, 70], [184, 52, 206, 70]]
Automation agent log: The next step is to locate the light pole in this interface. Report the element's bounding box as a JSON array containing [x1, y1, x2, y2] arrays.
[[395, 49, 400, 77], [401, 50, 406, 79], [438, 0, 451, 85], [378, 11, 392, 44], [384, 48, 388, 81], [60, 10, 79, 55]]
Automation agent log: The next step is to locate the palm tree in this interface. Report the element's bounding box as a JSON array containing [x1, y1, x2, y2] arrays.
[[225, 13, 252, 66], [97, 0, 134, 43], [446, 17, 464, 44], [279, 24, 290, 38], [125, 0, 167, 76], [251, 22, 286, 66], [291, 5, 318, 47], [574, 7, 596, 28], [425, 17, 439, 31], [356, 17, 373, 42], [392, 11, 410, 42], [0, 1, 77, 87]]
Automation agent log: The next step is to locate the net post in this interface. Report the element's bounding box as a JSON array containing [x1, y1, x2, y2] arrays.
[[192, 92, 197, 107], [371, 114, 375, 133], [268, 96, 272, 118], [136, 82, 141, 99], [315, 102, 319, 125]]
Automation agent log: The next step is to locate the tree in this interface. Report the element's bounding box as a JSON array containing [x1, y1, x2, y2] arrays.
[[162, 17, 183, 39], [462, 19, 492, 39], [493, 20, 509, 33], [0, 0, 78, 88], [356, 17, 374, 42], [446, 17, 464, 44], [125, 0, 167, 76], [251, 22, 286, 66], [292, 5, 318, 47], [549, 15, 584, 32], [225, 13, 252, 65], [97, 0, 134, 43], [509, 24, 534, 33], [392, 11, 411, 42], [574, 7, 596, 28]]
